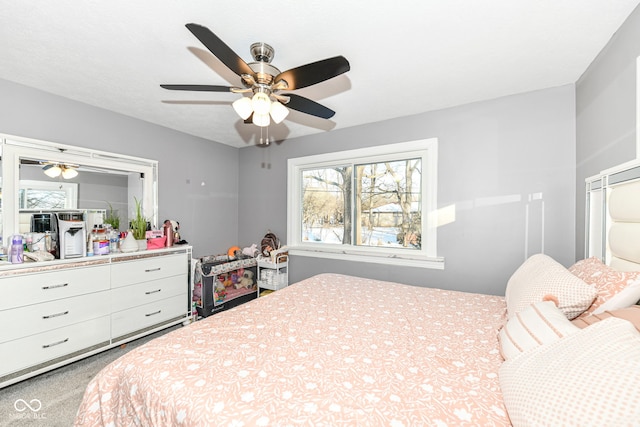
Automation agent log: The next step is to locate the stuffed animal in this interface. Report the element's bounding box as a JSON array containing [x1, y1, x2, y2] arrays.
[[239, 270, 254, 289], [163, 219, 181, 243], [242, 244, 258, 257], [215, 276, 226, 293], [221, 273, 233, 288]]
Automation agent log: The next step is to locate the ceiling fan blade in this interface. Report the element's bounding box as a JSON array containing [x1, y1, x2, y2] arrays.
[[275, 56, 350, 90], [185, 23, 255, 77], [160, 84, 233, 92], [283, 93, 335, 119]]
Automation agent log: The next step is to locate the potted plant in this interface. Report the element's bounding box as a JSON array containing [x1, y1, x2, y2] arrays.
[[130, 197, 148, 250], [104, 202, 120, 231]]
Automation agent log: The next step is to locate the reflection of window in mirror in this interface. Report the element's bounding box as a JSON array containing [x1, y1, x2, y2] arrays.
[[18, 180, 78, 210]]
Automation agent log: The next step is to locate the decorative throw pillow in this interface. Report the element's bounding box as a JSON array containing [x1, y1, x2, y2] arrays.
[[505, 254, 596, 319], [569, 257, 640, 316], [498, 300, 580, 360], [571, 305, 640, 332], [499, 318, 640, 426]]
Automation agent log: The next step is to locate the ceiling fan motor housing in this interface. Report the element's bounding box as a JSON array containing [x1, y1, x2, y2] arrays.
[[250, 42, 274, 63], [246, 61, 282, 87]]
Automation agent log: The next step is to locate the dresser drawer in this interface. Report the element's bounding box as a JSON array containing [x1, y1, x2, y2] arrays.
[[0, 290, 110, 343], [110, 274, 186, 312], [0, 315, 110, 377], [0, 265, 111, 310], [111, 253, 187, 288], [111, 294, 187, 338]]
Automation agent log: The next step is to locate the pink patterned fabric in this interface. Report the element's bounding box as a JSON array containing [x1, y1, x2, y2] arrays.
[[569, 257, 640, 316], [74, 273, 509, 426]]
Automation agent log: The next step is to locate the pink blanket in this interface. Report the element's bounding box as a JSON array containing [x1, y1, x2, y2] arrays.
[[75, 273, 509, 426]]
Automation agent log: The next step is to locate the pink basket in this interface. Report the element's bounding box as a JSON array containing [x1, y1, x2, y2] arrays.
[[146, 236, 166, 249]]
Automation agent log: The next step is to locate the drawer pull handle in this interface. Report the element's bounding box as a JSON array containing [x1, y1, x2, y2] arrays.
[[145, 268, 161, 273], [145, 289, 162, 295], [42, 310, 69, 319], [42, 283, 69, 290], [42, 338, 69, 348], [145, 310, 161, 317]]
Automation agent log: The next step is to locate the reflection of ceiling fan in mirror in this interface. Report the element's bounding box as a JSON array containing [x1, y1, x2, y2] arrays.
[[20, 159, 131, 179], [161, 23, 350, 128], [41, 162, 79, 179]]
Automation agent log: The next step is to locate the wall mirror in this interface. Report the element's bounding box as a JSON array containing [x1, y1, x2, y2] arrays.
[[0, 134, 158, 246]]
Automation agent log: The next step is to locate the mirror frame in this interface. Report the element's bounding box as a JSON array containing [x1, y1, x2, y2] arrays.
[[1, 133, 158, 245]]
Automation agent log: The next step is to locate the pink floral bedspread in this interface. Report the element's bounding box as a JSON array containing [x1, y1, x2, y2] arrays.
[[75, 273, 509, 426]]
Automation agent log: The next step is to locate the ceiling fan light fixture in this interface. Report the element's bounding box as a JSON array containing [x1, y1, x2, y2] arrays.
[[251, 92, 271, 115], [252, 112, 270, 127], [61, 167, 78, 179], [270, 101, 289, 124], [43, 164, 62, 178], [232, 97, 253, 120]]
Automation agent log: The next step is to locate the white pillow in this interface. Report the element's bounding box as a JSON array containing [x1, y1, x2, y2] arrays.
[[499, 318, 640, 426], [498, 300, 580, 360], [593, 278, 640, 314], [505, 254, 596, 319]]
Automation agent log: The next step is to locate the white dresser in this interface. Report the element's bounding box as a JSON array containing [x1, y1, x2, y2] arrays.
[[0, 246, 191, 388]]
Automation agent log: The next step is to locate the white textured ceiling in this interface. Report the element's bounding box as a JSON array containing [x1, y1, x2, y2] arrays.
[[1, 1, 638, 148]]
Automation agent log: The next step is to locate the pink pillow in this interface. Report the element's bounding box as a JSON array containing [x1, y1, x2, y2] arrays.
[[571, 305, 640, 332], [569, 257, 640, 317]]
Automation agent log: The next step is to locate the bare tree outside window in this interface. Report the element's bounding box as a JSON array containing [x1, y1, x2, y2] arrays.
[[17, 181, 78, 211], [301, 158, 421, 250], [302, 166, 352, 244], [20, 189, 67, 209]]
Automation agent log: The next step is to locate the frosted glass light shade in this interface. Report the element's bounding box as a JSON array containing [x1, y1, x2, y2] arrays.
[[251, 92, 271, 115], [252, 112, 270, 127], [44, 165, 62, 178], [232, 97, 253, 120], [270, 101, 289, 124], [61, 167, 78, 179]]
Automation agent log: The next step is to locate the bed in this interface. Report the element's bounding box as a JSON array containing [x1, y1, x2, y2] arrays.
[[74, 273, 509, 426], [74, 161, 640, 426]]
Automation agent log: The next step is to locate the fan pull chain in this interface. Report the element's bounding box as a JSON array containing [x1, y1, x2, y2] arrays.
[[259, 125, 271, 146]]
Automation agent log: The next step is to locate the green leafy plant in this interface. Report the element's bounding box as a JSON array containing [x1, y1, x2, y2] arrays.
[[130, 197, 148, 240], [104, 202, 120, 230]]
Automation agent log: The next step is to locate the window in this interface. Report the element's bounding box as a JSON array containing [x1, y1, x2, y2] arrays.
[[287, 139, 442, 269], [18, 180, 78, 210]]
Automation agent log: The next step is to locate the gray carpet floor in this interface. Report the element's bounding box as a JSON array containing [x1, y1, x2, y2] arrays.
[[0, 325, 180, 426]]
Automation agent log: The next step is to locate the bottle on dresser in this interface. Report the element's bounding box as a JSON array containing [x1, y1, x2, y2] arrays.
[[10, 235, 23, 264]]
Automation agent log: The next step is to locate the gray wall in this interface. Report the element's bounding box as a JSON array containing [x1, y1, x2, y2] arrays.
[[0, 79, 239, 258], [575, 5, 640, 260], [239, 85, 577, 296]]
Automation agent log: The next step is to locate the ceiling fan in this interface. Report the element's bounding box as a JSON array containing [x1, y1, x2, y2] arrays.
[[161, 23, 350, 128]]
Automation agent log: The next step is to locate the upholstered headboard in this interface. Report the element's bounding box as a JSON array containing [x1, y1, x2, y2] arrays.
[[586, 162, 640, 271]]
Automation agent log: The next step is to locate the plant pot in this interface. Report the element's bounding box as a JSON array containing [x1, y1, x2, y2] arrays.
[[136, 239, 147, 251]]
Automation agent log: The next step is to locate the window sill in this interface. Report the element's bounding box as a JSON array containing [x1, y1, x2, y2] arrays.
[[289, 246, 445, 270]]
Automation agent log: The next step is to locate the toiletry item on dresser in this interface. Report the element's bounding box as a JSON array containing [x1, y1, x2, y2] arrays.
[[92, 225, 109, 255], [164, 222, 173, 247], [10, 235, 23, 264]]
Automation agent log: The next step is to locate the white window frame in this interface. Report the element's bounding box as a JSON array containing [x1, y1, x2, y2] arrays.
[[19, 180, 78, 210], [287, 138, 443, 269]]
